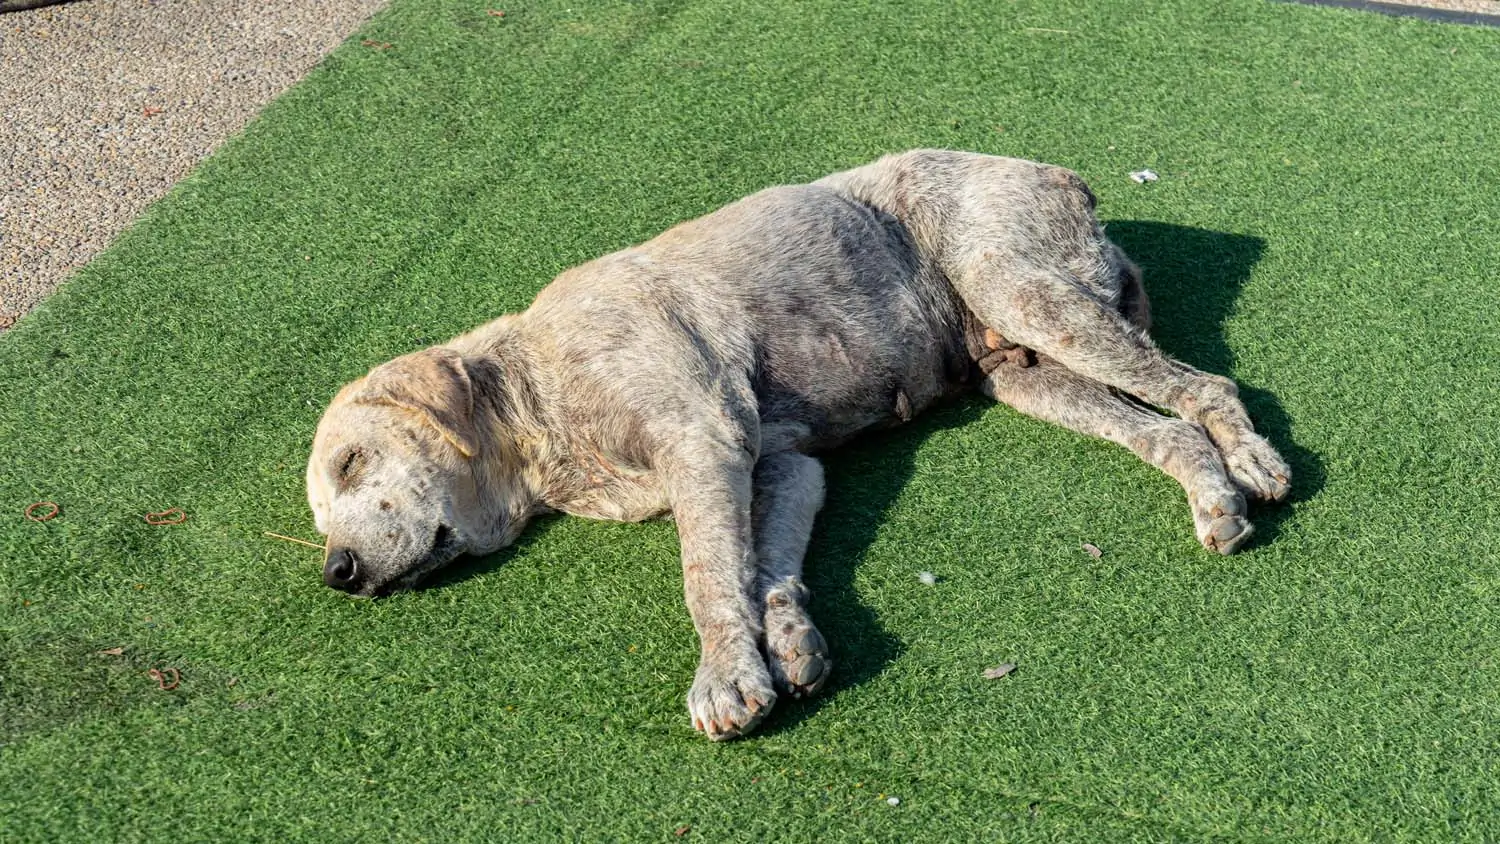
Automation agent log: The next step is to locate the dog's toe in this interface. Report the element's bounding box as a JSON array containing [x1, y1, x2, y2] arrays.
[[687, 653, 776, 741], [1223, 435, 1291, 503]]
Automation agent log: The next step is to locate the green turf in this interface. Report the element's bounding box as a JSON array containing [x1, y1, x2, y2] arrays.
[[3, 0, 1499, 839]]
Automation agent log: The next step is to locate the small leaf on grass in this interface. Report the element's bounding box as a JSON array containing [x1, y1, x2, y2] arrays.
[[983, 663, 1017, 680], [97, 646, 125, 656], [1082, 542, 1103, 558], [674, 825, 691, 837]]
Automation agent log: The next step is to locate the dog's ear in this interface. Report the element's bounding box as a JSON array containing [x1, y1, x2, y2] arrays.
[[354, 347, 479, 458]]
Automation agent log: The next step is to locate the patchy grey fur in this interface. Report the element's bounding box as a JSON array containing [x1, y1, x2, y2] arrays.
[[307, 149, 1290, 740]]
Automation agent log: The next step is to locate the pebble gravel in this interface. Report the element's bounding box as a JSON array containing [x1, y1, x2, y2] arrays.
[[0, 0, 388, 329]]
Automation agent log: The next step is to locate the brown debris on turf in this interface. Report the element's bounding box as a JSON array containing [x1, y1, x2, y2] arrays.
[[1082, 542, 1103, 558], [24, 501, 60, 521], [144, 508, 187, 525]]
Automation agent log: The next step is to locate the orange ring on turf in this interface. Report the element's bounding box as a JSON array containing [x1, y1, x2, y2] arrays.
[[24, 501, 60, 522], [144, 508, 187, 525]]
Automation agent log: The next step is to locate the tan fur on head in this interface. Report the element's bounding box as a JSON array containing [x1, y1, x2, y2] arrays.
[[307, 347, 500, 597], [352, 347, 480, 458]]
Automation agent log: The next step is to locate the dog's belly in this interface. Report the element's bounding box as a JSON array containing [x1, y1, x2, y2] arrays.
[[753, 297, 973, 451], [756, 357, 966, 450]]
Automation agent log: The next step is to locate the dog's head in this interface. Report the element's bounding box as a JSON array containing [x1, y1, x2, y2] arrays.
[[307, 347, 527, 596]]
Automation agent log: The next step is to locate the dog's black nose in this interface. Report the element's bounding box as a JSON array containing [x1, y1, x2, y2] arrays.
[[323, 547, 361, 592]]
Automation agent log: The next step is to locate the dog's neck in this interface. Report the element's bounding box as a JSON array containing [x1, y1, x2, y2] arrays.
[[449, 321, 560, 514], [451, 315, 670, 523]]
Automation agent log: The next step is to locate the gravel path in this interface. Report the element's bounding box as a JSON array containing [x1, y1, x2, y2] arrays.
[[1, 0, 1494, 330], [0, 0, 388, 330], [1392, 0, 1500, 13]]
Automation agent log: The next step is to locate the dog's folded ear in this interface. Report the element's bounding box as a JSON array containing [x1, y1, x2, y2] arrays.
[[353, 347, 479, 458]]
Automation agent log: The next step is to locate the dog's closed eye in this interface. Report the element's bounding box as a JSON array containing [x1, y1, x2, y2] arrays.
[[334, 446, 366, 487]]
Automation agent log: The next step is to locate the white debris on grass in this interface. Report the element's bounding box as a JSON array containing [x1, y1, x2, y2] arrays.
[[886, 796, 901, 806], [983, 663, 1017, 680], [1129, 169, 1159, 184], [917, 571, 937, 586]]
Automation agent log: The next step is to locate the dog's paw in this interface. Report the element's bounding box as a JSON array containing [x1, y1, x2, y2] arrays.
[[1223, 434, 1291, 503], [687, 652, 776, 741], [1190, 485, 1253, 555], [762, 580, 832, 699], [766, 616, 832, 699], [1202, 513, 1254, 555]]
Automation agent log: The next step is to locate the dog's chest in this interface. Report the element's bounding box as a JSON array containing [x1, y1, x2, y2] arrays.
[[547, 448, 670, 523]]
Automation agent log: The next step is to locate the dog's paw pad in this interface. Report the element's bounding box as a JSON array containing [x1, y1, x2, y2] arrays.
[[767, 622, 832, 699], [1201, 514, 1253, 555]]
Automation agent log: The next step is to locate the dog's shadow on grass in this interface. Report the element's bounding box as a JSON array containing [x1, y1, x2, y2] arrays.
[[754, 398, 988, 736], [1106, 221, 1324, 545], [422, 516, 563, 592], [426, 221, 1320, 736]]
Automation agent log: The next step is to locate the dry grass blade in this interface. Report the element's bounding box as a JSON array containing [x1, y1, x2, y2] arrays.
[[264, 531, 325, 551]]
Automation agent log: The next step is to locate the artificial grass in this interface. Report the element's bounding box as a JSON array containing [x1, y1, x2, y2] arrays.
[[2, 0, 1499, 839]]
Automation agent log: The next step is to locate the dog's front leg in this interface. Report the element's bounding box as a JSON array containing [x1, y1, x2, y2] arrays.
[[753, 451, 833, 699], [663, 444, 777, 741]]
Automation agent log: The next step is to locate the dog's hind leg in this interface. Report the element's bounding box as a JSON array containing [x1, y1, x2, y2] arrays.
[[919, 160, 1287, 504], [752, 450, 833, 699], [954, 250, 1290, 506], [980, 353, 1254, 553]]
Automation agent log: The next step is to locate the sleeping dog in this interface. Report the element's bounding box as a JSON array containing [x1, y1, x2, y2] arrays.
[[306, 149, 1290, 740]]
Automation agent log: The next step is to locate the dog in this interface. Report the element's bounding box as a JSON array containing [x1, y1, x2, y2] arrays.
[[306, 149, 1290, 740]]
